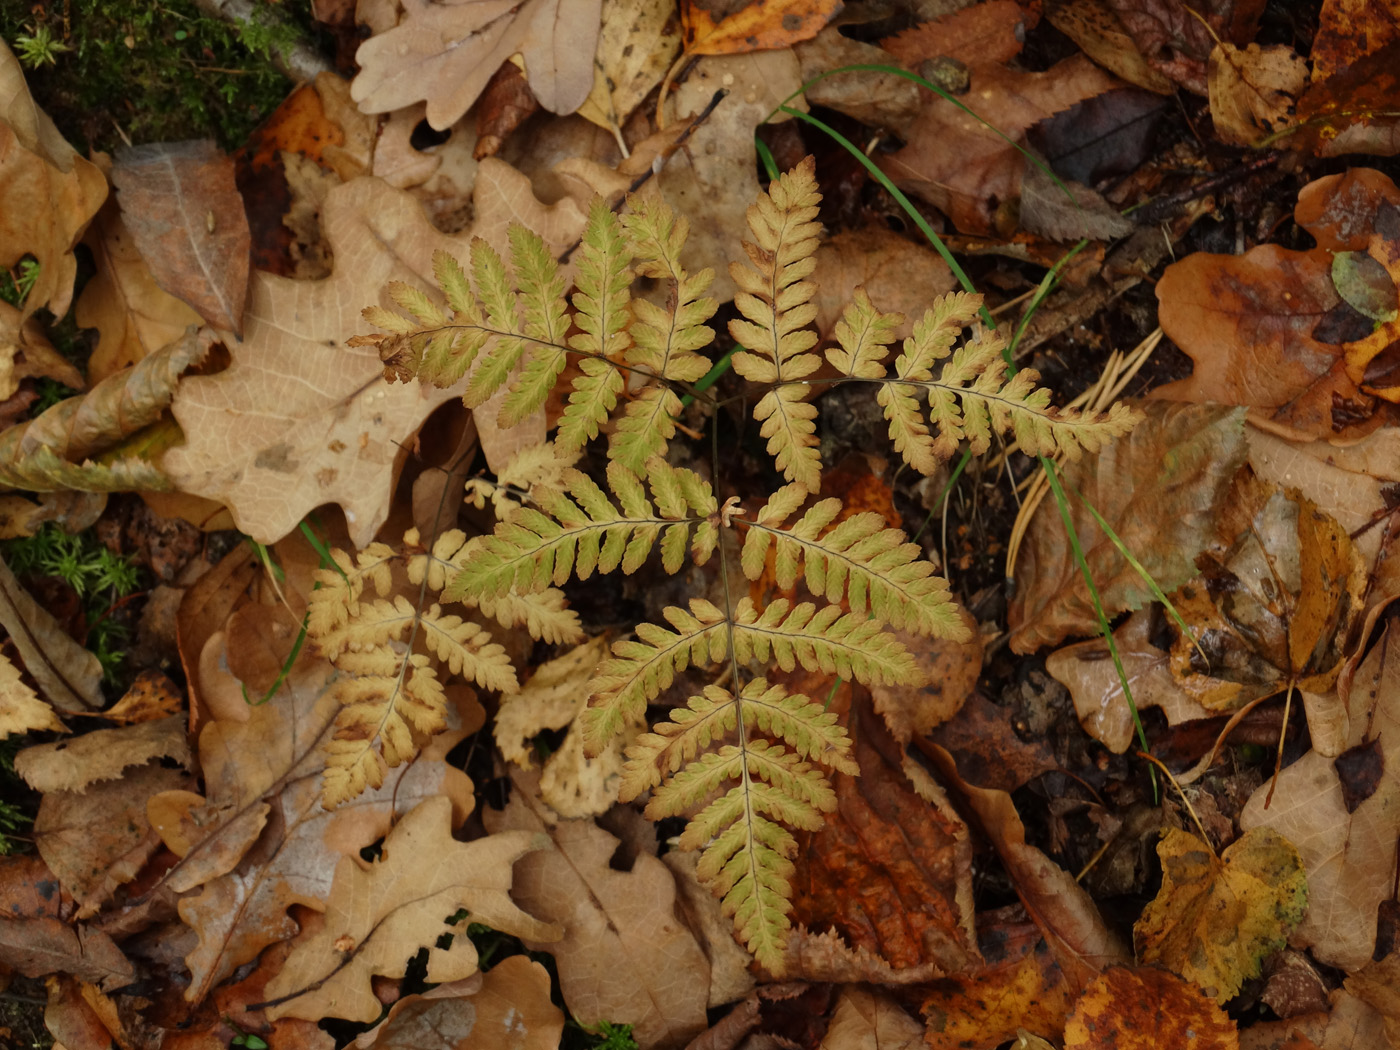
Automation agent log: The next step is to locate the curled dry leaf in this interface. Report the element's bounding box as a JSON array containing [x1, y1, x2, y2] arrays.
[[264, 796, 559, 1024], [1165, 483, 1365, 712], [164, 165, 585, 545], [485, 768, 711, 1048], [15, 715, 188, 793], [353, 956, 564, 1050], [1009, 401, 1249, 654], [112, 141, 251, 336], [0, 553, 102, 712], [0, 326, 210, 494], [1240, 610, 1400, 971], [1134, 828, 1308, 1001], [1063, 965, 1239, 1049], [1046, 609, 1213, 754], [352, 0, 602, 128], [0, 38, 107, 322]]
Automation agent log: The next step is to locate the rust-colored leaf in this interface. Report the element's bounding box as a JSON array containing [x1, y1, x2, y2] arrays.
[[474, 61, 539, 161], [112, 141, 251, 336], [1063, 966, 1239, 1049], [681, 0, 841, 55]]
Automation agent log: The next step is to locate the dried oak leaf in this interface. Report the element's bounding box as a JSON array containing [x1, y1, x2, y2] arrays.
[[485, 768, 710, 1049], [0, 38, 107, 323], [264, 795, 559, 1025], [819, 986, 922, 1050], [16, 715, 189, 793], [1063, 965, 1239, 1049], [1046, 609, 1213, 754], [150, 631, 480, 1003], [1240, 610, 1400, 971], [352, 956, 564, 1050], [112, 141, 251, 336], [785, 693, 978, 978], [1134, 827, 1307, 1000], [1154, 168, 1400, 436], [76, 195, 204, 382], [1044, 0, 1175, 94], [351, 0, 603, 129], [1165, 483, 1365, 712], [1104, 0, 1255, 96], [164, 164, 584, 546], [35, 763, 190, 919], [1008, 401, 1249, 654]]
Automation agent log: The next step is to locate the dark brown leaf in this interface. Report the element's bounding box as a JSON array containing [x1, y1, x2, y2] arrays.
[[0, 916, 136, 991]]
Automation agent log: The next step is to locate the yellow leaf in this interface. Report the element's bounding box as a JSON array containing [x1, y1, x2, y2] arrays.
[[1134, 827, 1307, 1000], [577, 0, 681, 140], [682, 0, 841, 55]]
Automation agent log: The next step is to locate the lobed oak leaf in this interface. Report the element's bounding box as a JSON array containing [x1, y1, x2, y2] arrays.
[[164, 164, 584, 546], [264, 795, 560, 1025], [1134, 828, 1307, 1001], [485, 768, 711, 1049]]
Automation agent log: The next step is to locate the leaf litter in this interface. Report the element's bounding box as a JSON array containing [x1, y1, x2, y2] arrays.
[[3, 0, 1400, 1047]]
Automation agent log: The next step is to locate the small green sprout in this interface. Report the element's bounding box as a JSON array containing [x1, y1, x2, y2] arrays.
[[13, 25, 70, 69]]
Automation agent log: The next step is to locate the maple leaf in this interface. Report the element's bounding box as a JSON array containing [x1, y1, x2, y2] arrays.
[[164, 163, 584, 546], [264, 796, 560, 1024], [1134, 828, 1307, 1001], [352, 0, 603, 129]]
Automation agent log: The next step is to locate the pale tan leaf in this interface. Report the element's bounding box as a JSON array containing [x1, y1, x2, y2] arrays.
[[16, 715, 188, 793], [0, 649, 65, 736], [352, 956, 564, 1050], [0, 39, 108, 321], [485, 769, 711, 1048], [819, 986, 924, 1050], [0, 553, 102, 712], [165, 164, 584, 545], [265, 796, 559, 1024], [577, 0, 682, 136]]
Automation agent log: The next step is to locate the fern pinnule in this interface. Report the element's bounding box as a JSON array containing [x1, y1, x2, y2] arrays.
[[729, 157, 825, 494], [500, 226, 571, 427], [738, 484, 968, 639], [729, 596, 921, 686], [444, 458, 718, 604]]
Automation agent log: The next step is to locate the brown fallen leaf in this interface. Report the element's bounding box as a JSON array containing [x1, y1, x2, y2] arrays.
[[1063, 965, 1239, 1049], [1240, 610, 1400, 971], [682, 0, 842, 54], [164, 164, 584, 546], [16, 716, 188, 793], [485, 768, 711, 1048], [264, 796, 559, 1024], [818, 986, 922, 1050], [34, 763, 190, 919], [787, 694, 978, 976], [112, 141, 251, 336], [0, 39, 107, 323], [1134, 828, 1308, 1000], [1045, 0, 1175, 94], [1208, 43, 1309, 147], [795, 29, 923, 134], [0, 553, 102, 713], [351, 0, 602, 128], [810, 227, 957, 343], [870, 605, 982, 743], [1104, 0, 1243, 96], [1009, 401, 1249, 654], [1165, 484, 1365, 712], [1345, 950, 1400, 1048], [353, 955, 564, 1050], [0, 917, 135, 992], [1047, 609, 1213, 754], [475, 61, 540, 160], [75, 196, 203, 382]]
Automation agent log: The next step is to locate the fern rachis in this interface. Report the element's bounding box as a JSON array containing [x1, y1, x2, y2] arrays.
[[345, 158, 1141, 971]]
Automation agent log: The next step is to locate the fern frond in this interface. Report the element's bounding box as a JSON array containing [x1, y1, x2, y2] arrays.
[[825, 290, 902, 379], [476, 590, 582, 646], [738, 484, 967, 638], [731, 597, 921, 686], [445, 458, 718, 603], [729, 158, 825, 493], [500, 226, 571, 427], [609, 198, 719, 473]]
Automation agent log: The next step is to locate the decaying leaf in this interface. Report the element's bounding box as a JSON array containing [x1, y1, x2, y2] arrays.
[[0, 38, 107, 322], [682, 0, 842, 54], [112, 140, 251, 335], [795, 29, 923, 133], [0, 917, 135, 992], [353, 956, 564, 1050], [352, 0, 603, 128], [16, 715, 188, 793], [810, 227, 956, 343], [485, 769, 711, 1048], [1207, 43, 1308, 147], [264, 796, 559, 1024], [1241, 611, 1400, 971], [577, 0, 681, 140], [1045, 0, 1175, 94], [164, 165, 584, 545], [1009, 401, 1249, 653], [1047, 609, 1213, 754], [1165, 484, 1365, 712], [1063, 966, 1239, 1049], [870, 605, 982, 743], [1134, 827, 1308, 1000], [819, 986, 923, 1050]]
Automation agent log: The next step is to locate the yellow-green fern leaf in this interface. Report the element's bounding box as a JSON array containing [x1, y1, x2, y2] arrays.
[[500, 225, 570, 427], [738, 486, 967, 638], [463, 237, 527, 408], [731, 597, 921, 687], [825, 290, 901, 379], [728, 158, 825, 493]]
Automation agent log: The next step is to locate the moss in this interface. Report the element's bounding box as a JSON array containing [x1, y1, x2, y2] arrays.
[[2, 0, 323, 153]]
